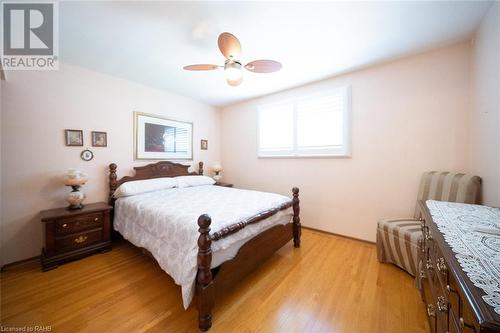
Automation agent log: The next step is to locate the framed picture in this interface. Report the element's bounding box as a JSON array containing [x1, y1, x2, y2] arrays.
[[65, 129, 83, 146], [134, 112, 193, 160], [92, 131, 107, 147], [201, 139, 208, 150]]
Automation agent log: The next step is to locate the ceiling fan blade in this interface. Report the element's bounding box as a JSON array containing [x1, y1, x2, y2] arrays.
[[183, 64, 220, 71], [244, 60, 282, 73], [218, 32, 242, 60]]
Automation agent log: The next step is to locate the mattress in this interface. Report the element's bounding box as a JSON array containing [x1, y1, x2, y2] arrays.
[[114, 185, 293, 308]]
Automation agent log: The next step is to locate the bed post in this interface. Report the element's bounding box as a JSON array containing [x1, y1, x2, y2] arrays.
[[196, 214, 214, 332], [198, 161, 204, 175], [292, 187, 301, 248], [109, 163, 118, 204]]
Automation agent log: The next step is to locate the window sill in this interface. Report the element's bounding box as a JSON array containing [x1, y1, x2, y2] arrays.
[[257, 154, 352, 159]]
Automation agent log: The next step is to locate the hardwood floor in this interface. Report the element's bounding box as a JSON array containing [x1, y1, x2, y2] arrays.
[[1, 229, 428, 333]]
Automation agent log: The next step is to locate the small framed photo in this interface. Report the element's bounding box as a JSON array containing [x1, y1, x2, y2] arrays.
[[92, 131, 107, 147], [201, 139, 208, 150], [65, 129, 83, 146]]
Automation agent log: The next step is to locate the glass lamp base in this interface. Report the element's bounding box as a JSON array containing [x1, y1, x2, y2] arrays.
[[68, 203, 84, 210]]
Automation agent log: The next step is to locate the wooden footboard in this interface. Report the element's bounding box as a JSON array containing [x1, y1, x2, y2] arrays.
[[196, 187, 301, 332], [213, 223, 293, 297]]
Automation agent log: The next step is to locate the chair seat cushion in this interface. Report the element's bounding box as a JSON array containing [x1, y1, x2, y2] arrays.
[[376, 218, 422, 276]]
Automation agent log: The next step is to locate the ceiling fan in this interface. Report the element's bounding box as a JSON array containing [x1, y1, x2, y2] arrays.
[[183, 32, 282, 87]]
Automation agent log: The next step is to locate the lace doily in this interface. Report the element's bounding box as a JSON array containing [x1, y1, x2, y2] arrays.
[[426, 200, 500, 315]]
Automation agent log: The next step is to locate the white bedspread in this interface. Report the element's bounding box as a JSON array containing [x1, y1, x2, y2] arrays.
[[114, 185, 293, 308]]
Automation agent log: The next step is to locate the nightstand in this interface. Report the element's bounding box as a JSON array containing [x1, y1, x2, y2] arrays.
[[40, 202, 112, 271], [215, 182, 233, 188]]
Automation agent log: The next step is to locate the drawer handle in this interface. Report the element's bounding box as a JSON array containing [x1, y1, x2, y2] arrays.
[[62, 223, 68, 228], [437, 296, 448, 312], [437, 257, 447, 273], [94, 217, 99, 221], [74, 235, 88, 244], [446, 284, 457, 293], [427, 304, 436, 317], [459, 317, 475, 330]]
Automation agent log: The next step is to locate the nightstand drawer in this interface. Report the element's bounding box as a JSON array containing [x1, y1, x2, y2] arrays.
[[56, 212, 103, 235], [55, 229, 103, 252]]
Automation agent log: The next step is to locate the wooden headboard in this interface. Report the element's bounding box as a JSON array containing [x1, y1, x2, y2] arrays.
[[108, 161, 204, 202]]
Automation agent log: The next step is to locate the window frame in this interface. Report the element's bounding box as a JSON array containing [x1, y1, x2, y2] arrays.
[[257, 85, 352, 158]]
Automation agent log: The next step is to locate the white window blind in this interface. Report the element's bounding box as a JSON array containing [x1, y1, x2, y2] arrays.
[[258, 86, 351, 157], [258, 102, 294, 154]]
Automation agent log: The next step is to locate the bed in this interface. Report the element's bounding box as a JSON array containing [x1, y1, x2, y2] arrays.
[[108, 161, 301, 331]]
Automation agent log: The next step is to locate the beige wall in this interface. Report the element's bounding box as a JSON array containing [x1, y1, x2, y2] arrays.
[[1, 63, 221, 264], [220, 42, 472, 242], [470, 2, 500, 207]]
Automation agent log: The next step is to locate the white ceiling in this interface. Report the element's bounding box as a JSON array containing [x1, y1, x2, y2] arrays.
[[59, 1, 492, 107]]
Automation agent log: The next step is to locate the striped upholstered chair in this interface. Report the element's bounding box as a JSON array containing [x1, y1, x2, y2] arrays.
[[376, 172, 481, 278]]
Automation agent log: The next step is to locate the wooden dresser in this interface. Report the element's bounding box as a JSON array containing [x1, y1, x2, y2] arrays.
[[40, 202, 112, 271], [419, 200, 500, 333]]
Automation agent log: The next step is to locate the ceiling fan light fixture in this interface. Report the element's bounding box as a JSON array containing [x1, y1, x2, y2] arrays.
[[183, 32, 282, 86], [224, 61, 242, 84]]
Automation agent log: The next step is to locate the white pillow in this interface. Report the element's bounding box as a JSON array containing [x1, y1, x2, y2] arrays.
[[113, 177, 177, 198], [175, 175, 216, 188]]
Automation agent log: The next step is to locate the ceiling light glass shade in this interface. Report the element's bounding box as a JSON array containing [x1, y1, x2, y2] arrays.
[[227, 76, 243, 86], [225, 66, 242, 80], [224, 61, 243, 86]]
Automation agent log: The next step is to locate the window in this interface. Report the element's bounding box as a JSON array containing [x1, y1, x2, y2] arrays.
[[258, 86, 351, 157]]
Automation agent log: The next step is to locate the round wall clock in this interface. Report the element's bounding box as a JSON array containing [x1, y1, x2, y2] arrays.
[[80, 149, 94, 161]]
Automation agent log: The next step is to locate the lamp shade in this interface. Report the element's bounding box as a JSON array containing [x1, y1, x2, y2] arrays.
[[64, 168, 88, 186], [212, 162, 222, 172]]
